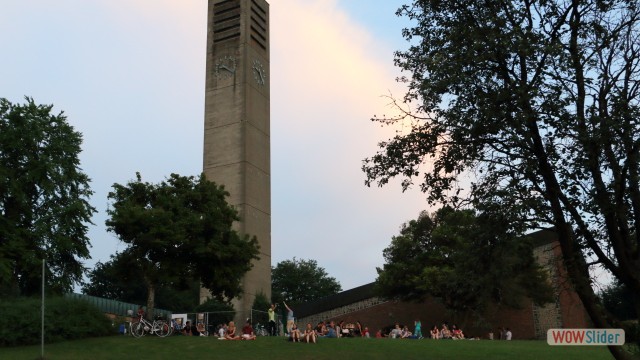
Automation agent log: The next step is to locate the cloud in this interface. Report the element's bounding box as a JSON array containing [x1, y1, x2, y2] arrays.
[[270, 0, 429, 289], [0, 0, 428, 292]]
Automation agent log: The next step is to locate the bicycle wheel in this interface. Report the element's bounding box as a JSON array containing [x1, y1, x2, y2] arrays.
[[130, 321, 146, 338], [155, 320, 171, 337]]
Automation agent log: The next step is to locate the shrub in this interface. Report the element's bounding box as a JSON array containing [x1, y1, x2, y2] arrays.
[[0, 297, 116, 347], [194, 298, 235, 328], [621, 320, 639, 355], [251, 292, 271, 325]]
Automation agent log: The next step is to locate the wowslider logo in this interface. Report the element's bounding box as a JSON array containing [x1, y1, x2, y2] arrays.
[[547, 329, 625, 346]]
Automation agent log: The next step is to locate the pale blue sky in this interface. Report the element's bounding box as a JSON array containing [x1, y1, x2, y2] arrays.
[[0, 0, 428, 292]]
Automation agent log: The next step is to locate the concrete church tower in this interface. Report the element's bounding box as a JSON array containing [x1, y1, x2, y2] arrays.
[[201, 0, 271, 313]]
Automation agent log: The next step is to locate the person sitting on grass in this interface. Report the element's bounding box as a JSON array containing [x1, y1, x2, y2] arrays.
[[304, 323, 317, 343], [289, 323, 301, 342], [241, 320, 257, 340], [217, 323, 227, 339], [362, 327, 370, 338], [326, 321, 338, 338], [389, 324, 402, 339], [355, 321, 363, 337], [225, 321, 240, 340], [430, 325, 439, 339], [196, 323, 207, 337], [401, 326, 413, 339], [451, 325, 464, 340], [183, 321, 194, 336], [440, 324, 452, 339]]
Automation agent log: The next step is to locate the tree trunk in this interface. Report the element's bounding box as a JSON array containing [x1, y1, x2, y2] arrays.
[[144, 276, 155, 321], [555, 225, 638, 360], [526, 112, 637, 359]]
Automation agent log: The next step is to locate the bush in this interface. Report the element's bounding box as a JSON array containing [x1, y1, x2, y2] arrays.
[[0, 297, 116, 347], [252, 292, 271, 325], [621, 320, 639, 355], [194, 299, 235, 328]]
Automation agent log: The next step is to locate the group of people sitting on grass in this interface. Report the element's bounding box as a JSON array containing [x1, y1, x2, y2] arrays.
[[181, 317, 493, 342], [180, 320, 208, 337], [428, 324, 465, 339], [376, 321, 424, 339], [180, 319, 258, 340], [371, 322, 467, 340], [284, 319, 372, 343], [214, 320, 257, 340]]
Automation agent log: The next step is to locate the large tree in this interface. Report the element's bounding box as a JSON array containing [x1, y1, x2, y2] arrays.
[[363, 2, 640, 358], [105, 173, 260, 318], [82, 252, 201, 312], [271, 258, 342, 305], [0, 97, 95, 296], [376, 207, 553, 324]]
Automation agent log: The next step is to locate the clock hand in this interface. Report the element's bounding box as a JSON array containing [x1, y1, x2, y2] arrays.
[[221, 65, 235, 73]]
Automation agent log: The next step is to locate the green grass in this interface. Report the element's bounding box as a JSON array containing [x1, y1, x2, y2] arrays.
[[0, 335, 615, 360]]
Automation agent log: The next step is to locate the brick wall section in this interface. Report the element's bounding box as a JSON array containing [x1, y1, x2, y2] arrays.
[[297, 234, 590, 340], [549, 241, 590, 329], [298, 297, 540, 339]]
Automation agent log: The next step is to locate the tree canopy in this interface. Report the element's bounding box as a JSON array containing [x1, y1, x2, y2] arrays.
[[271, 258, 342, 305], [376, 207, 553, 320], [363, 2, 640, 358], [599, 280, 638, 322], [0, 97, 95, 296], [82, 252, 200, 312], [105, 173, 260, 317]]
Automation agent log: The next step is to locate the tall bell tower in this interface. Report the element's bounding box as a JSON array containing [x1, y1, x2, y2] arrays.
[[202, 0, 271, 313]]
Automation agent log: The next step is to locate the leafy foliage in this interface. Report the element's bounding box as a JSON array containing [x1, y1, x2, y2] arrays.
[[271, 258, 342, 305], [600, 280, 638, 322], [0, 297, 114, 347], [363, 2, 640, 358], [194, 298, 235, 327], [82, 252, 201, 312], [0, 97, 95, 296], [105, 173, 260, 318], [376, 207, 553, 317], [251, 291, 271, 325]]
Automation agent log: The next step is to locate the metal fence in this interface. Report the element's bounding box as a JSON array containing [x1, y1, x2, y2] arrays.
[[65, 293, 172, 319], [65, 293, 285, 336], [172, 309, 283, 336]]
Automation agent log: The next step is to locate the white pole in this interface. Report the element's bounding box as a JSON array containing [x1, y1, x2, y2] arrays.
[[41, 259, 45, 359]]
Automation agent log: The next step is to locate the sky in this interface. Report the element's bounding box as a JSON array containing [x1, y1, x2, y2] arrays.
[[0, 0, 430, 292]]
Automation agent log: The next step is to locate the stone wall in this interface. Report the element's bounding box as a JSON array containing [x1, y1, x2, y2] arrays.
[[296, 239, 589, 340], [532, 242, 564, 338]]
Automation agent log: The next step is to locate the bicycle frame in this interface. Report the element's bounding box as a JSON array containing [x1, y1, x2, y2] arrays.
[[130, 316, 171, 338]]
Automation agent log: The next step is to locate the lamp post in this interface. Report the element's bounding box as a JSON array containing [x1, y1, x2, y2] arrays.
[[41, 259, 45, 359]]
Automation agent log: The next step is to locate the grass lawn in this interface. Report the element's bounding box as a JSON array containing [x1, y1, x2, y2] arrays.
[[0, 335, 615, 360]]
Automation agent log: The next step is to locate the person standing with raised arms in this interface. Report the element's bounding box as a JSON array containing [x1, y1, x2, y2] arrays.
[[283, 301, 294, 335], [268, 303, 277, 336]]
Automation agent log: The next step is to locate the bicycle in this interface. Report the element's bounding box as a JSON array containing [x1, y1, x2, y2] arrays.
[[130, 315, 171, 338], [254, 323, 269, 336]]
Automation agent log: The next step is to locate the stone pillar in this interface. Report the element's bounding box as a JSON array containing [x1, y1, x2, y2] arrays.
[[201, 0, 271, 316]]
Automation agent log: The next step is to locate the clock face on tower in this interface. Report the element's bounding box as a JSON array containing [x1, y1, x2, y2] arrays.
[[215, 56, 237, 79], [252, 59, 267, 86]]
